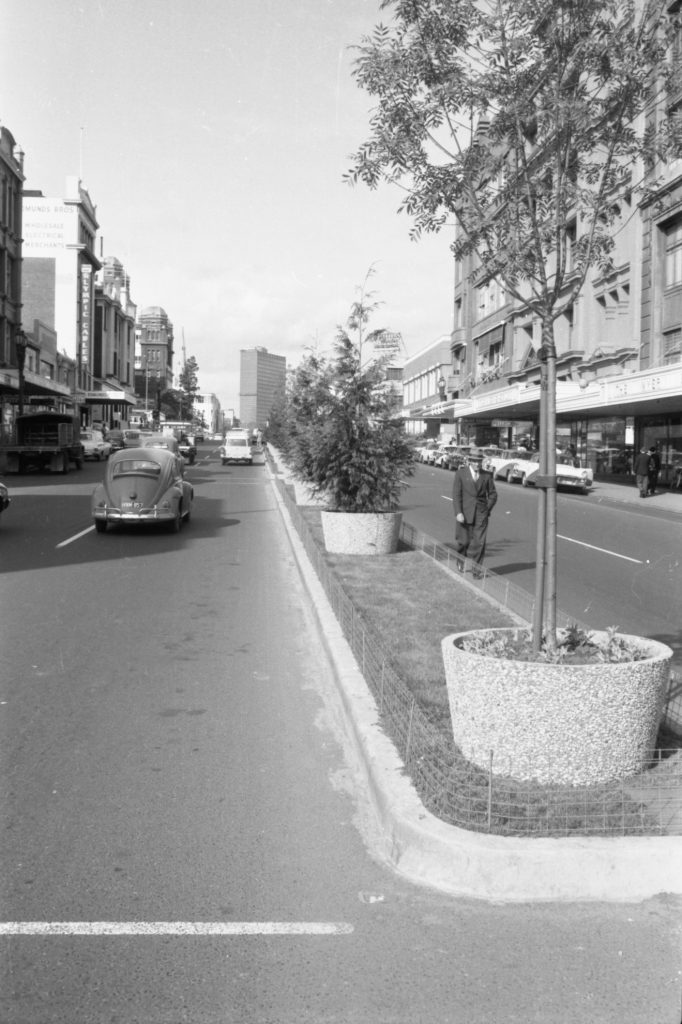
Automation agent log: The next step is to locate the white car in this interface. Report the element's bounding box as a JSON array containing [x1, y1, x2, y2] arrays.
[[81, 429, 112, 461], [486, 448, 533, 481], [220, 434, 253, 466], [512, 452, 593, 493]]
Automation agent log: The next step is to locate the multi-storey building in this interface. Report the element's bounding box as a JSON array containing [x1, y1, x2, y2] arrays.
[[134, 306, 175, 413], [193, 392, 222, 435], [22, 176, 101, 397], [91, 257, 137, 429], [239, 346, 286, 431], [0, 135, 75, 439]]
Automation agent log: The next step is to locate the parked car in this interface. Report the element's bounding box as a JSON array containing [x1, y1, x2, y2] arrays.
[[91, 445, 193, 533], [0, 480, 10, 520], [511, 451, 594, 493], [81, 429, 112, 461], [417, 441, 440, 463], [122, 429, 144, 448], [443, 445, 472, 471], [107, 429, 125, 452], [486, 448, 533, 481], [194, 431, 205, 443], [220, 434, 253, 466], [177, 433, 197, 465], [433, 444, 459, 469]]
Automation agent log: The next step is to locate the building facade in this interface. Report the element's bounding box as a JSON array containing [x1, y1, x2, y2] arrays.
[[239, 346, 286, 430], [22, 177, 101, 395], [134, 306, 175, 415], [91, 257, 137, 429]]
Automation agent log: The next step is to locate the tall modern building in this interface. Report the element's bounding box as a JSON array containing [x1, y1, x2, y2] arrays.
[[239, 346, 286, 430]]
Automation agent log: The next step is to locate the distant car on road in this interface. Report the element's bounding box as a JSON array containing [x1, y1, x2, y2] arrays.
[[91, 445, 193, 534], [220, 434, 253, 466], [81, 429, 112, 461], [106, 429, 125, 453]]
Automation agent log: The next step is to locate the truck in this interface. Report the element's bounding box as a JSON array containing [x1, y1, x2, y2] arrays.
[[1, 411, 85, 474]]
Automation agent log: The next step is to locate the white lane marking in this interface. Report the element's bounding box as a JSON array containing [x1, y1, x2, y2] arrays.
[[0, 921, 354, 936], [441, 496, 643, 563], [557, 534, 642, 563], [56, 526, 95, 548]]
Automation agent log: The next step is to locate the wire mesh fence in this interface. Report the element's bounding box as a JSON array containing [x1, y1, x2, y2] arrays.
[[274, 472, 682, 837]]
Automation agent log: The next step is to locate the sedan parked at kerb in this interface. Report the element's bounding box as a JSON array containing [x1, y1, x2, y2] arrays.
[[91, 446, 193, 533]]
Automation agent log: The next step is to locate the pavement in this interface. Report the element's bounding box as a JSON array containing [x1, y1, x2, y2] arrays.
[[266, 456, 682, 904]]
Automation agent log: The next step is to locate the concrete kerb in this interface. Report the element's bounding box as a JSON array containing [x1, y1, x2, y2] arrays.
[[267, 465, 682, 903]]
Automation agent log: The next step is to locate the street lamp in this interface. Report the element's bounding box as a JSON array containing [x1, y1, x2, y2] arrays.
[[15, 330, 28, 416]]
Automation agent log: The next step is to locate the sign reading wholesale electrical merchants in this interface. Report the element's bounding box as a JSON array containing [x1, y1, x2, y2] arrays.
[[370, 331, 403, 360], [80, 265, 92, 367]]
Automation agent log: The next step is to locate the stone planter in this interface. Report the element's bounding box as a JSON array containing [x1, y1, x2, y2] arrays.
[[293, 480, 327, 507], [441, 628, 673, 786], [320, 510, 402, 555]]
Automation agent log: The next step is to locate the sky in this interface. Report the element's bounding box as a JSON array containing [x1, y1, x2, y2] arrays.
[[2, 0, 455, 415]]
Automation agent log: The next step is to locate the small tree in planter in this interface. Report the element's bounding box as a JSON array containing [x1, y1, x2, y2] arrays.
[[347, 1, 677, 773], [284, 351, 334, 503], [294, 279, 415, 552]]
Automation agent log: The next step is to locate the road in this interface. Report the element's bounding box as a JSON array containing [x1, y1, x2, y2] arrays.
[[405, 462, 682, 671], [0, 445, 680, 1023]]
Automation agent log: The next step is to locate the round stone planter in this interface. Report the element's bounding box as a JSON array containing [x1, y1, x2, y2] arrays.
[[320, 510, 402, 555], [293, 480, 328, 507], [441, 628, 673, 786]]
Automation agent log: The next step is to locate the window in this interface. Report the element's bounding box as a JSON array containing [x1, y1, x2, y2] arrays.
[[664, 220, 682, 287], [663, 327, 682, 365]]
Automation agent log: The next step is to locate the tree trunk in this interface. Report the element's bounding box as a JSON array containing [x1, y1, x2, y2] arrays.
[[532, 317, 558, 652]]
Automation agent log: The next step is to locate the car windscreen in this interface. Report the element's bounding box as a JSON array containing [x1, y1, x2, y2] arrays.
[[112, 460, 162, 478], [227, 438, 249, 447]]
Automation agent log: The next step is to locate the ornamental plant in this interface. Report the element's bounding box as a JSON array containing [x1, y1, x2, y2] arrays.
[[287, 276, 415, 512]]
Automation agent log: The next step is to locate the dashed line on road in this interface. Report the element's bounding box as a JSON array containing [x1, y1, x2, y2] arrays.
[[0, 921, 354, 936], [56, 526, 95, 548]]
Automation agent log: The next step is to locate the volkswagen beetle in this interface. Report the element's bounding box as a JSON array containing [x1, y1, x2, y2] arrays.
[[92, 446, 193, 533]]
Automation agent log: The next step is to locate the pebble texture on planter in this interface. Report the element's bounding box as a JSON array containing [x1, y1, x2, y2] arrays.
[[321, 510, 402, 555], [442, 628, 673, 786]]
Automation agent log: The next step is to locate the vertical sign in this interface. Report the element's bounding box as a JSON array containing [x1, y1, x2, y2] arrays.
[[81, 264, 92, 366]]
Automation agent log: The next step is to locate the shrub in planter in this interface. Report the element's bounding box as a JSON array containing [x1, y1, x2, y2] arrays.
[[285, 276, 415, 550]]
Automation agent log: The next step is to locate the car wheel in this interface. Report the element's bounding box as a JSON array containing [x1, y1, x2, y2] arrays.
[[170, 511, 181, 533], [184, 505, 191, 524], [521, 474, 529, 486], [221, 459, 227, 466], [94, 519, 107, 534], [62, 453, 70, 474]]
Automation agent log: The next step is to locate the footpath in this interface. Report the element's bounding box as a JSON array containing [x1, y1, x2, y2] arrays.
[[266, 455, 682, 904]]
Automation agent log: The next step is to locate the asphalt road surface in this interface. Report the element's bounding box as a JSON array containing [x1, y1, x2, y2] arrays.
[[406, 462, 682, 673], [0, 447, 680, 1023]]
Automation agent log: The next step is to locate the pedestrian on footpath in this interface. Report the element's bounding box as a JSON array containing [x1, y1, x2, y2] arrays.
[[452, 447, 498, 578], [647, 445, 661, 495], [633, 446, 651, 497]]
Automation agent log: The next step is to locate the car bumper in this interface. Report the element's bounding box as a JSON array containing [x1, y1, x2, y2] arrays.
[[93, 506, 177, 523]]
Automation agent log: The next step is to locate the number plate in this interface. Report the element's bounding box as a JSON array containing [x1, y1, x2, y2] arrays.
[[122, 501, 142, 509]]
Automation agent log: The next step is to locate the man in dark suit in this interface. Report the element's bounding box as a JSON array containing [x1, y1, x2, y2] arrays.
[[452, 447, 498, 578]]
